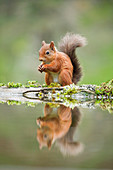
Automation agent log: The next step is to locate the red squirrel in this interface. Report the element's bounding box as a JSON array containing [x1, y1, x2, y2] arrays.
[[38, 33, 87, 86], [36, 104, 84, 155], [37, 104, 72, 149]]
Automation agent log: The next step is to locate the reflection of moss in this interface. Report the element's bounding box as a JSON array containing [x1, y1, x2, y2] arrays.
[[63, 98, 79, 109], [95, 99, 113, 113], [0, 96, 112, 113], [7, 100, 21, 105]]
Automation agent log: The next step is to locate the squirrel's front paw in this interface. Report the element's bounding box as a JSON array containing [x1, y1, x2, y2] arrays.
[[38, 65, 46, 72], [38, 64, 43, 73]]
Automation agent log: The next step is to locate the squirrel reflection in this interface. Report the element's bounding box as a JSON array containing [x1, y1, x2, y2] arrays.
[[36, 104, 84, 156]]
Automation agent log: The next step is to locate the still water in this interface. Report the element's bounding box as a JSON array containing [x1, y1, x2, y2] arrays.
[[0, 100, 113, 170]]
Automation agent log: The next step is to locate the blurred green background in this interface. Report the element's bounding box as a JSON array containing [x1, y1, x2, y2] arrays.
[[0, 0, 113, 85]]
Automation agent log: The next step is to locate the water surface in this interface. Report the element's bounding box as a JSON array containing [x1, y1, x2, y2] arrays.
[[0, 101, 113, 170]]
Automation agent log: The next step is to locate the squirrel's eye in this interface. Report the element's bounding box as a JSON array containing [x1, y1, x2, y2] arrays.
[[46, 51, 49, 55], [43, 134, 47, 139]]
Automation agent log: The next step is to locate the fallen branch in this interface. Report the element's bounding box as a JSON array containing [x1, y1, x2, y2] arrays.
[[0, 79, 112, 112]]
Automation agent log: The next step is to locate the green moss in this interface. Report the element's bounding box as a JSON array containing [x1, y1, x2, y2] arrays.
[[0, 80, 41, 88], [0, 100, 38, 107], [0, 83, 5, 87], [63, 84, 79, 96], [42, 82, 61, 88], [7, 82, 22, 88], [0, 81, 61, 88], [46, 103, 60, 108], [95, 79, 113, 97], [0, 79, 113, 112]]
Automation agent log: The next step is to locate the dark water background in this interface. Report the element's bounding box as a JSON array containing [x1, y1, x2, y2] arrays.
[[0, 102, 113, 170]]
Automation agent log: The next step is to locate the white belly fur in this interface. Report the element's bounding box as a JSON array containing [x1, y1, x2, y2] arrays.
[[51, 73, 59, 83]]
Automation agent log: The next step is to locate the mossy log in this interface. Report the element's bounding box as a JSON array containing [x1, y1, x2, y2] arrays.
[[0, 79, 112, 112]]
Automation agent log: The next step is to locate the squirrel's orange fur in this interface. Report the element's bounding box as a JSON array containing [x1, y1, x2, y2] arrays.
[[38, 33, 87, 86], [36, 104, 84, 155], [37, 104, 72, 149]]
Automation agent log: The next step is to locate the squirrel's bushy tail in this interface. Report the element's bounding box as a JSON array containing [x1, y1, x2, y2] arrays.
[[58, 33, 87, 84]]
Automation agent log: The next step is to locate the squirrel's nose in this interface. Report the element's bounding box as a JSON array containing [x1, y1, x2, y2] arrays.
[[39, 58, 43, 61]]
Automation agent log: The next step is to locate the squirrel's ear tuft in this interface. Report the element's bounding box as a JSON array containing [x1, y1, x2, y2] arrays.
[[50, 41, 55, 51], [42, 41, 46, 46]]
